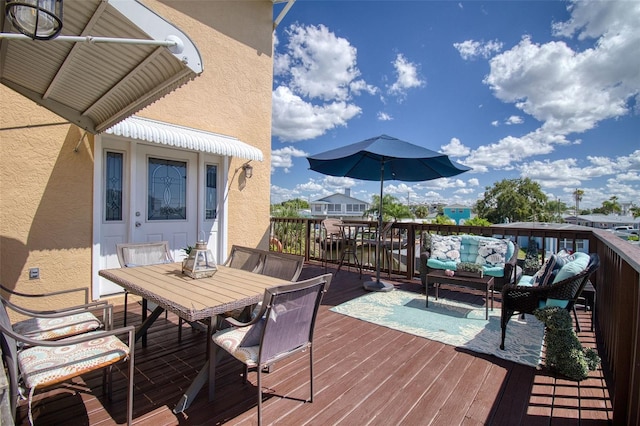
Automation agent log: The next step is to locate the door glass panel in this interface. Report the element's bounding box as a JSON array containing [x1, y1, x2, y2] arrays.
[[148, 157, 187, 220], [206, 164, 217, 220], [105, 151, 123, 221]]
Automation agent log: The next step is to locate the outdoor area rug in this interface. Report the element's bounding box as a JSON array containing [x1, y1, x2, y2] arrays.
[[330, 289, 545, 368]]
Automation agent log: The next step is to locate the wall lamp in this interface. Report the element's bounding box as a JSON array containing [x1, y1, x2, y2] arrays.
[[5, 0, 63, 40], [242, 162, 253, 179]]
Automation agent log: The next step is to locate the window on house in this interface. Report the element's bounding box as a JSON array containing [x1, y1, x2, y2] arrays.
[[205, 164, 217, 220], [148, 157, 187, 220], [104, 151, 123, 221]]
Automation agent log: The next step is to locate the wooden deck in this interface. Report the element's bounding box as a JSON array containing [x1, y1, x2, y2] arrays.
[[15, 262, 612, 425]]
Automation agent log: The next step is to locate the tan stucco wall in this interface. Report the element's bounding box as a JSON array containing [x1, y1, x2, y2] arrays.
[[0, 0, 274, 312], [141, 0, 274, 253], [0, 97, 95, 312]]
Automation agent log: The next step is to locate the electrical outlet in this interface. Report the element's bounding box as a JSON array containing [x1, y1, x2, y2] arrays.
[[29, 267, 39, 279]]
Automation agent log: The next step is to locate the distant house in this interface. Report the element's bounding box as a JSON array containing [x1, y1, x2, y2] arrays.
[[443, 204, 473, 225], [310, 189, 370, 218], [564, 214, 640, 230]]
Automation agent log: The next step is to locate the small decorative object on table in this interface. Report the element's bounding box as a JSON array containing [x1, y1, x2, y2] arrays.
[[182, 239, 217, 279], [456, 261, 483, 278]]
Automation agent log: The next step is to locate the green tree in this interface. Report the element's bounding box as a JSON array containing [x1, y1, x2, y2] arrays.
[[464, 216, 492, 226], [600, 196, 622, 214], [435, 214, 455, 225], [546, 199, 568, 223], [364, 194, 413, 221], [630, 205, 640, 218], [573, 189, 584, 216], [412, 204, 430, 219], [474, 178, 548, 224], [281, 198, 308, 210]]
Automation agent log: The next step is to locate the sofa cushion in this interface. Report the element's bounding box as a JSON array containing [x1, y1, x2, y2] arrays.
[[426, 258, 458, 270], [533, 255, 559, 287], [460, 235, 514, 264], [552, 252, 590, 283], [430, 235, 461, 262], [476, 239, 508, 267]]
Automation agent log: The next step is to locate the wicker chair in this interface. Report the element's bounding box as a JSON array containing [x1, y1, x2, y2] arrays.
[[500, 253, 599, 350], [209, 273, 332, 426], [0, 299, 135, 425]]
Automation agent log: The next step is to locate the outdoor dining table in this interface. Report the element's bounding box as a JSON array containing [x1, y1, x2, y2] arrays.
[[98, 262, 289, 413]]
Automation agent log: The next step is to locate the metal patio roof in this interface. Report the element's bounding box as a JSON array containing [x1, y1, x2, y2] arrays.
[[0, 0, 203, 134]]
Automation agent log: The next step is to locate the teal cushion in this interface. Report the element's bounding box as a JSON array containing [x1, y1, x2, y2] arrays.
[[538, 298, 569, 309], [552, 252, 590, 283], [427, 258, 457, 270], [517, 275, 535, 286], [483, 265, 505, 278]]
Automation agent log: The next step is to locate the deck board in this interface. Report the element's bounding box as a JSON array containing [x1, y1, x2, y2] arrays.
[[12, 262, 612, 425]]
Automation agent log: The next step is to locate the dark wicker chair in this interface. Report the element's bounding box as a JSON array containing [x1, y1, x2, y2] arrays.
[[500, 253, 600, 350], [210, 273, 332, 426]]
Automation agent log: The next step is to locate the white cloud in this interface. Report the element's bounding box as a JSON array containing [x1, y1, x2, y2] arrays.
[[441, 138, 470, 157], [484, 9, 640, 135], [491, 120, 499, 127], [505, 115, 523, 125], [271, 86, 361, 142], [271, 146, 308, 173], [454, 39, 503, 60], [272, 24, 373, 142], [377, 111, 393, 121], [388, 54, 425, 98]]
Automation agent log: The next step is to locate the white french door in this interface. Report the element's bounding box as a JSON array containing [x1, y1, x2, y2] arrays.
[[94, 138, 223, 297]]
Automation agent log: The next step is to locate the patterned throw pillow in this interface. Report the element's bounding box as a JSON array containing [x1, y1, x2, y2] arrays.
[[533, 255, 559, 286], [430, 235, 462, 262], [475, 239, 508, 267]]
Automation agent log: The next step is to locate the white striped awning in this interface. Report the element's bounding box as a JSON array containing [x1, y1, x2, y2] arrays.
[[105, 116, 263, 161]]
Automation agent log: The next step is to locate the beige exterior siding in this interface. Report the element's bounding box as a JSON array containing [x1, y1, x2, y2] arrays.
[[0, 0, 274, 311]]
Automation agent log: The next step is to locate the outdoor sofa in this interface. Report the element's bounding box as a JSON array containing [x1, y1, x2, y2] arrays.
[[419, 234, 520, 291]]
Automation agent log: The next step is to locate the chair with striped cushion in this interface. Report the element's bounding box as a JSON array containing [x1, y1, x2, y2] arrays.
[[210, 273, 332, 426], [0, 284, 112, 344], [0, 299, 135, 425]]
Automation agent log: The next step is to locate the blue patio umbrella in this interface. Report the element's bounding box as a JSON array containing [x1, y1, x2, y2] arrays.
[[307, 134, 471, 292]]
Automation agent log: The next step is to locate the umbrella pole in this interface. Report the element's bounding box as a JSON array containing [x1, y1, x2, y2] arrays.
[[363, 162, 394, 292]]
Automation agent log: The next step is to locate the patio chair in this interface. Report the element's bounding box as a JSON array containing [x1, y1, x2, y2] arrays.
[[260, 251, 304, 282], [362, 221, 395, 277], [223, 245, 264, 273], [116, 241, 173, 328], [0, 299, 135, 425], [500, 253, 599, 350], [209, 273, 332, 426], [0, 284, 112, 343], [320, 218, 344, 271]]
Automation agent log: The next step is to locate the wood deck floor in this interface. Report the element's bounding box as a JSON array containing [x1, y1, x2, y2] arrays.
[[15, 262, 612, 425]]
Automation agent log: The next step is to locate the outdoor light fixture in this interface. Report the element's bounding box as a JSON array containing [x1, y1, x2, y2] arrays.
[[6, 0, 63, 40], [242, 162, 253, 179]]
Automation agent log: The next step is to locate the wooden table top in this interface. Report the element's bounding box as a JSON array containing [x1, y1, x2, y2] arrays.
[[99, 263, 289, 322]]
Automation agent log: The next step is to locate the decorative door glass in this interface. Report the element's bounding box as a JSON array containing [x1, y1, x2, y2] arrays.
[[104, 151, 123, 221], [148, 157, 187, 220], [205, 164, 217, 220]]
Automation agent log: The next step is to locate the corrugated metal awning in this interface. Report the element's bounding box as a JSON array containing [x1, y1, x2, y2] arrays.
[[106, 116, 263, 161], [0, 0, 203, 134]]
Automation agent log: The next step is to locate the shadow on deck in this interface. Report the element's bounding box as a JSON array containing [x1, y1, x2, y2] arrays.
[[15, 262, 612, 425]]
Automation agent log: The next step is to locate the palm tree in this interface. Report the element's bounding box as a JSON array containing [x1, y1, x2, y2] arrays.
[[573, 189, 584, 216]]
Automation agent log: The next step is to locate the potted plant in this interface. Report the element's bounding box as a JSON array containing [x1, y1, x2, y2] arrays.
[[456, 261, 484, 278]]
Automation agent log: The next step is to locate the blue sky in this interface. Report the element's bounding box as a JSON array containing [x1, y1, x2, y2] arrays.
[[269, 0, 640, 211]]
